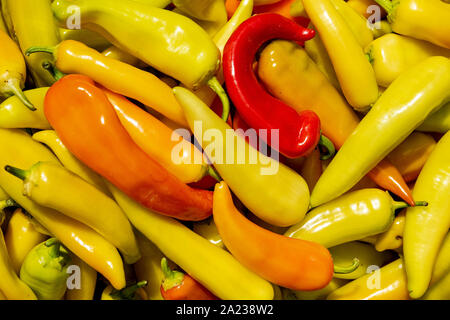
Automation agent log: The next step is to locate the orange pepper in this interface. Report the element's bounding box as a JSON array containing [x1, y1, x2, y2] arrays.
[[387, 132, 436, 183], [213, 181, 334, 291], [225, 0, 241, 19]]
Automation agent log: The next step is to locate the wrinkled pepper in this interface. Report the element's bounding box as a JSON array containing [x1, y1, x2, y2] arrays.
[[160, 258, 218, 300], [387, 132, 436, 183], [173, 86, 310, 227], [51, 0, 230, 119], [5, 161, 141, 264], [44, 74, 213, 222], [27, 40, 188, 127], [5, 208, 48, 274], [0, 87, 50, 130], [32, 130, 111, 196], [0, 128, 126, 290], [374, 0, 450, 49], [365, 33, 450, 87], [103, 88, 208, 184], [213, 181, 335, 291], [0, 29, 34, 110], [101, 281, 148, 300], [286, 188, 427, 248], [2, 0, 60, 87], [311, 56, 450, 207], [257, 39, 413, 204], [65, 253, 97, 300], [303, 0, 379, 111], [134, 232, 165, 300], [223, 13, 324, 159], [417, 102, 450, 134], [403, 131, 450, 299], [109, 183, 275, 300], [374, 210, 406, 252], [20, 238, 71, 300]]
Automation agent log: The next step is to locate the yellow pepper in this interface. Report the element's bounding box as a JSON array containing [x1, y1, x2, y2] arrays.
[[32, 130, 111, 196], [0, 227, 37, 300], [293, 278, 349, 300], [109, 183, 275, 300], [303, 0, 379, 111], [347, 0, 386, 19], [59, 28, 111, 52], [65, 253, 97, 300], [0, 87, 50, 130], [0, 128, 126, 290], [374, 210, 406, 252], [422, 272, 450, 300], [193, 217, 225, 249], [4, 208, 48, 274], [101, 46, 145, 68], [369, 20, 392, 39], [133, 231, 165, 300], [418, 102, 450, 134], [0, 29, 34, 110], [0, 7, 7, 33], [403, 131, 450, 299], [101, 281, 148, 300], [365, 33, 450, 87]]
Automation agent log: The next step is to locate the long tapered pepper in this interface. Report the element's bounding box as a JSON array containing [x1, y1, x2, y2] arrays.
[[387, 132, 436, 183], [51, 0, 230, 119], [365, 33, 450, 88], [0, 29, 34, 110], [257, 39, 414, 204], [403, 132, 450, 299], [44, 74, 213, 221], [417, 103, 450, 134], [5, 161, 141, 264], [26, 40, 188, 127], [223, 13, 322, 158], [65, 253, 97, 300], [173, 86, 310, 227], [3, 0, 60, 87], [286, 188, 427, 248], [109, 183, 274, 300], [5, 208, 48, 274], [0, 128, 126, 290], [0, 88, 49, 130], [303, 0, 379, 111], [374, 0, 450, 49], [32, 130, 111, 196], [102, 88, 208, 184], [311, 56, 450, 207], [213, 181, 334, 291]]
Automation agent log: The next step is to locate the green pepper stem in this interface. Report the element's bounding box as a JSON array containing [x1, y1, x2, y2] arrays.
[[207, 76, 230, 122], [208, 166, 222, 182], [161, 257, 185, 292], [25, 46, 55, 57], [110, 281, 148, 300], [318, 134, 336, 160], [392, 200, 428, 212], [42, 62, 65, 81], [334, 258, 360, 274], [45, 238, 61, 259], [373, 0, 393, 14], [3, 78, 36, 111], [4, 165, 30, 181]]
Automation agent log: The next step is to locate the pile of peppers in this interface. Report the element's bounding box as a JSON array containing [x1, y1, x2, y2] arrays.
[[0, 0, 449, 301]]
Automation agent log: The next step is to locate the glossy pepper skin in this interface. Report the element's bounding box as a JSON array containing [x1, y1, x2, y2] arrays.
[[2, 0, 60, 87], [0, 29, 34, 111], [257, 40, 413, 205], [0, 226, 37, 300], [103, 88, 208, 184], [173, 86, 310, 227], [51, 0, 220, 90], [213, 182, 333, 291], [303, 0, 379, 111], [365, 33, 450, 87], [27, 40, 188, 127], [311, 57, 450, 207], [417, 103, 450, 134], [223, 13, 322, 159], [160, 258, 218, 300], [374, 0, 450, 49], [5, 208, 48, 274], [285, 188, 426, 248], [44, 74, 213, 222], [65, 253, 97, 300], [0, 87, 50, 130], [32, 130, 111, 196], [109, 183, 275, 300], [20, 238, 71, 300], [0, 128, 126, 290], [5, 161, 141, 265], [403, 132, 450, 299]]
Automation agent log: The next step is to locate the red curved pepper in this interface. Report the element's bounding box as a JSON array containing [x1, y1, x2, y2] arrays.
[[44, 74, 213, 221], [160, 258, 218, 300], [223, 13, 320, 159]]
